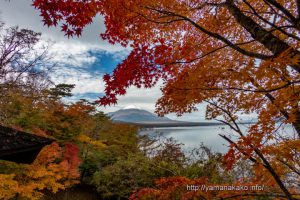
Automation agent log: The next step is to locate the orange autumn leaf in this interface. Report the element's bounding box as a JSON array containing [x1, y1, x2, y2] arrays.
[[32, 0, 300, 198]]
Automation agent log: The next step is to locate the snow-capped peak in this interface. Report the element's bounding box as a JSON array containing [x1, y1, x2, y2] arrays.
[[122, 105, 142, 110]]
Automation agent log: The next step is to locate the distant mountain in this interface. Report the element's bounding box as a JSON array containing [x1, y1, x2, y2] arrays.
[[108, 108, 172, 123], [107, 107, 222, 127]]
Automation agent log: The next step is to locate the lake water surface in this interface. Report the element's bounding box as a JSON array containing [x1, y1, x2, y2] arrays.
[[139, 124, 295, 154]]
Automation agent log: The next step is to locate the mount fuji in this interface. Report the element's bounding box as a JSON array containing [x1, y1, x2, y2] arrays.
[[107, 106, 220, 127], [107, 106, 172, 123]]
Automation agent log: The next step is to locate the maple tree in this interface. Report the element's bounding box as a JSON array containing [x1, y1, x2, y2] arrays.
[[0, 142, 81, 200], [32, 0, 300, 199]]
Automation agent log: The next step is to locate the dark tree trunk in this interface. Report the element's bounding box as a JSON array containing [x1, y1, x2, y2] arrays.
[[225, 0, 300, 139], [293, 111, 300, 138], [225, 0, 300, 73]]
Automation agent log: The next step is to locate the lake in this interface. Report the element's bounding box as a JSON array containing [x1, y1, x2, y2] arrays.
[[139, 124, 296, 154]]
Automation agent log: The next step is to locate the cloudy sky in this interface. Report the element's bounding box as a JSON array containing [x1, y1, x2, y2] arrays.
[[0, 0, 218, 122]]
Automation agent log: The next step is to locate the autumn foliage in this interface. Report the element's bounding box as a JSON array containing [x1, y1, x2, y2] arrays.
[[0, 86, 110, 199], [32, 0, 300, 199], [0, 143, 81, 200]]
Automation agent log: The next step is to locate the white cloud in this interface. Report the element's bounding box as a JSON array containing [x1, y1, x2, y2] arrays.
[[49, 42, 97, 67], [0, 0, 126, 52], [166, 105, 208, 122], [99, 83, 162, 113], [51, 66, 105, 95], [0, 0, 125, 100], [111, 49, 131, 60]]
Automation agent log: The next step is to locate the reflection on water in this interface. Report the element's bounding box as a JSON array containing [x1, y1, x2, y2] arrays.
[[139, 124, 296, 154]]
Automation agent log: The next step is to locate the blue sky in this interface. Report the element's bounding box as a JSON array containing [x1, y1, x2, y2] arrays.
[[0, 0, 255, 122]]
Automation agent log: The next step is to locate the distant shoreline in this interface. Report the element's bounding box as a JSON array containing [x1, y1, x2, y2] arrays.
[[114, 121, 255, 128]]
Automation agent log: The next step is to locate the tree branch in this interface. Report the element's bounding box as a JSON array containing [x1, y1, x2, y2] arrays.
[[225, 0, 300, 73], [145, 6, 274, 60], [277, 158, 300, 176], [219, 134, 259, 164], [241, 0, 300, 41], [297, 0, 300, 18], [264, 0, 298, 25], [165, 40, 257, 65], [171, 80, 300, 93]]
